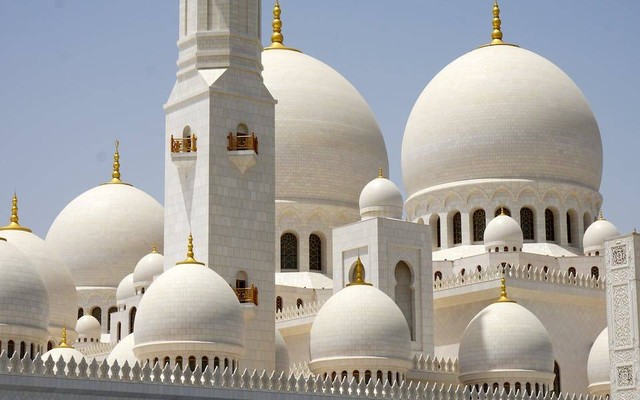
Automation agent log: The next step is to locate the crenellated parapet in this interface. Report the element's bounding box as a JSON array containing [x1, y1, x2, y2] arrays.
[[275, 300, 324, 322]]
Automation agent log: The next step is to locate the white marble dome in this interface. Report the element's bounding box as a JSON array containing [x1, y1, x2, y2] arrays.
[[75, 315, 101, 342], [107, 334, 138, 367], [484, 212, 524, 252], [458, 295, 554, 386], [583, 215, 620, 255], [43, 346, 85, 364], [133, 249, 164, 291], [116, 273, 135, 304], [0, 228, 77, 340], [275, 329, 290, 373], [262, 49, 388, 208], [402, 45, 602, 200], [587, 328, 610, 396], [309, 282, 411, 374], [359, 174, 403, 220], [0, 238, 49, 335], [46, 183, 163, 288], [133, 258, 244, 360]]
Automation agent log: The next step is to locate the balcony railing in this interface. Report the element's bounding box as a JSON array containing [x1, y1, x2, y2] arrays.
[[235, 284, 258, 306], [171, 134, 198, 153], [227, 132, 258, 154]]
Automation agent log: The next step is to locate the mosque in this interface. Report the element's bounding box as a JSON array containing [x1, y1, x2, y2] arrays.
[[0, 1, 635, 399]]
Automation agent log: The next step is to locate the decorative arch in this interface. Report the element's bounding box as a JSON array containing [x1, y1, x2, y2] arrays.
[[309, 233, 322, 271], [472, 209, 486, 242], [395, 261, 414, 340], [91, 306, 102, 325], [280, 232, 298, 270]]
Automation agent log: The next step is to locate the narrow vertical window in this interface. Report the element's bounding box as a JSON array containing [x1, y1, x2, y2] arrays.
[[566, 212, 572, 244], [520, 207, 534, 240], [591, 266, 599, 279], [280, 233, 298, 270], [545, 209, 555, 241], [436, 217, 441, 248], [472, 209, 486, 242], [276, 296, 283, 312], [91, 307, 102, 325], [452, 212, 462, 245], [129, 307, 137, 334], [309, 234, 322, 271], [107, 306, 117, 332]]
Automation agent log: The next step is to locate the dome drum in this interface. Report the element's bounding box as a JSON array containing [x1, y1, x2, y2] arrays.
[[309, 357, 412, 379], [458, 370, 555, 390]]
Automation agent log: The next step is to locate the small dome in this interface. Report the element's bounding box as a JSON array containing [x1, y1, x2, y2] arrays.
[[133, 249, 164, 290], [262, 49, 388, 209], [359, 173, 403, 220], [46, 182, 163, 288], [309, 261, 411, 374], [583, 214, 619, 255], [0, 238, 49, 334], [275, 329, 290, 373], [107, 334, 138, 367], [458, 282, 554, 386], [43, 346, 85, 364], [484, 212, 523, 252], [587, 328, 610, 396], [116, 273, 135, 304], [76, 315, 101, 342], [133, 240, 244, 362]]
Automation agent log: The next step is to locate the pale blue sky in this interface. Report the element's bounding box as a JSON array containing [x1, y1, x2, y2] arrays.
[[0, 1, 638, 237]]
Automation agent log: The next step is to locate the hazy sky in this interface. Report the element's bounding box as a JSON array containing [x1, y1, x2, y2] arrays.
[[0, 1, 638, 237]]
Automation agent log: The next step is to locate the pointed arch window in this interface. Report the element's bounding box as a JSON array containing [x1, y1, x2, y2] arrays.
[[436, 217, 441, 248], [129, 307, 137, 334], [452, 212, 462, 245], [583, 212, 592, 235], [276, 296, 283, 312], [309, 234, 322, 271], [280, 233, 298, 270], [91, 307, 102, 325], [566, 212, 573, 244], [545, 209, 555, 241], [591, 266, 599, 279], [520, 207, 534, 240], [472, 209, 486, 242]]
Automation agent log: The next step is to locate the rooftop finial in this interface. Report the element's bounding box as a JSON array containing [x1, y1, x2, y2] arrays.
[[491, 1, 504, 45], [0, 192, 32, 232], [378, 167, 384, 179], [152, 244, 158, 253], [57, 326, 73, 349], [500, 206, 505, 215], [497, 277, 516, 303], [176, 233, 205, 265], [598, 210, 605, 220], [347, 257, 373, 287], [264, 1, 300, 52], [107, 140, 125, 185]]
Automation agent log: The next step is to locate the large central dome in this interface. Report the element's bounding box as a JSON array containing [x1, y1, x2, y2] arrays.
[[402, 44, 602, 199]]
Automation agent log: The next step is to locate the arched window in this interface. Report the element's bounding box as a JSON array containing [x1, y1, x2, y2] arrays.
[[526, 383, 532, 395], [236, 123, 249, 136], [460, 268, 465, 276], [436, 217, 441, 248], [29, 343, 34, 360], [91, 307, 102, 325], [77, 308, 84, 319], [482, 383, 489, 393], [296, 298, 303, 308], [476, 265, 482, 273], [387, 371, 392, 384], [472, 209, 486, 242], [520, 208, 535, 240], [395, 261, 414, 340], [280, 233, 298, 270], [224, 358, 229, 370], [553, 361, 561, 393], [566, 212, 572, 244], [515, 382, 521, 394], [236, 271, 248, 289], [591, 266, 599, 279], [452, 212, 462, 245], [7, 341, 14, 358], [276, 296, 283, 312], [364, 370, 371, 384], [175, 356, 183, 369], [309, 234, 322, 271], [202, 356, 209, 371], [47, 341, 53, 351], [376, 370, 383, 383], [434, 271, 442, 281], [504, 382, 511, 394], [568, 267, 576, 277], [353, 370, 360, 383], [129, 307, 137, 334], [214, 357, 220, 370], [19, 342, 26, 359], [583, 212, 592, 235], [545, 209, 555, 241], [107, 306, 117, 332], [117, 322, 122, 341], [492, 382, 499, 393], [495, 207, 511, 217], [188, 356, 196, 372]]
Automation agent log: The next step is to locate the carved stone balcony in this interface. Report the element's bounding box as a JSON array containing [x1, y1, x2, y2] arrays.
[[235, 285, 258, 306], [227, 132, 258, 174]]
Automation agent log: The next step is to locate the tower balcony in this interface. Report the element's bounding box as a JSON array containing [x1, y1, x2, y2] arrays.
[[227, 132, 258, 174], [235, 284, 258, 306], [171, 134, 198, 153]]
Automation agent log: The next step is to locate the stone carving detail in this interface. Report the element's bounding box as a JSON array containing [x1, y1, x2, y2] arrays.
[[611, 244, 628, 267], [617, 365, 634, 388], [610, 268, 630, 285], [613, 350, 634, 363], [613, 285, 632, 348]]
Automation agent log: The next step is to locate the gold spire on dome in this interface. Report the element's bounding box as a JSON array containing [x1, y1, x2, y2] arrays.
[[378, 167, 384, 179], [499, 206, 506, 216], [176, 233, 205, 266], [346, 257, 373, 287], [496, 278, 516, 303], [480, 1, 518, 48], [264, 1, 301, 52], [57, 326, 73, 349], [0, 193, 32, 232], [105, 140, 131, 185], [598, 210, 605, 220], [152, 244, 158, 253]]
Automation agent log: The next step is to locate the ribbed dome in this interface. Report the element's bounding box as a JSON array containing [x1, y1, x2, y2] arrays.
[[458, 298, 554, 385], [107, 334, 138, 366], [359, 175, 403, 220], [0, 229, 77, 339], [262, 49, 388, 208], [46, 183, 163, 288], [583, 216, 619, 255], [0, 239, 49, 332], [116, 273, 135, 304], [309, 284, 411, 373], [133, 250, 164, 290], [75, 315, 101, 342], [587, 328, 610, 396], [402, 45, 602, 199], [133, 262, 244, 357], [484, 213, 524, 251]]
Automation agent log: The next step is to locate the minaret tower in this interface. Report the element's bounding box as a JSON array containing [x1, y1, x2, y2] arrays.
[[164, 0, 276, 371]]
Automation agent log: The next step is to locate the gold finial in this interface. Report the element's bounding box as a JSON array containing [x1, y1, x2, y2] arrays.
[[264, 1, 301, 52], [378, 167, 384, 179], [152, 244, 158, 253], [598, 210, 605, 220], [104, 140, 131, 185], [496, 278, 516, 303], [480, 1, 518, 48], [57, 326, 73, 349], [346, 257, 372, 287], [176, 233, 205, 265], [499, 206, 505, 216], [0, 192, 32, 232]]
